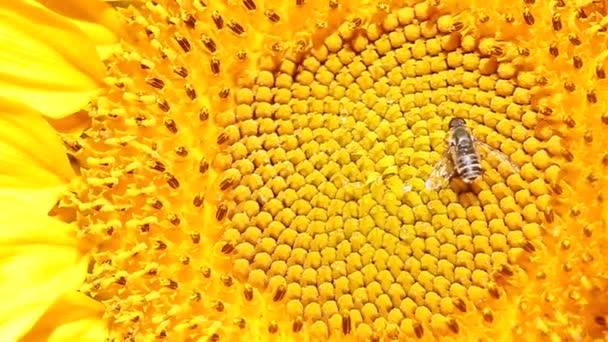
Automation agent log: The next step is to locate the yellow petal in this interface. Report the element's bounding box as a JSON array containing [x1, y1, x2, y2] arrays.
[[20, 292, 108, 342], [0, 207, 88, 341], [33, 0, 121, 45], [0, 0, 105, 119], [0, 98, 75, 212]]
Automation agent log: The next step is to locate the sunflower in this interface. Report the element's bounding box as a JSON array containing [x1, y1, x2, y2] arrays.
[[3, 0, 608, 341]]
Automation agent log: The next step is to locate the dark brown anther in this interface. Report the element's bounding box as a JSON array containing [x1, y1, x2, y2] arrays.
[[490, 46, 504, 56], [243, 0, 256, 10], [602, 113, 608, 125], [273, 284, 287, 302], [150, 161, 166, 172], [221, 241, 234, 254], [212, 11, 224, 28], [596, 316, 607, 326], [482, 309, 493, 322], [201, 266, 212, 277], [499, 264, 514, 276], [538, 106, 553, 116], [487, 282, 500, 299], [190, 232, 201, 244], [65, 140, 83, 152], [185, 84, 197, 100], [199, 107, 210, 121], [479, 14, 490, 23], [145, 28, 154, 38], [175, 34, 191, 52], [140, 223, 150, 232], [165, 279, 179, 290], [585, 131, 594, 143], [587, 89, 597, 103], [564, 81, 575, 92], [518, 47, 530, 56], [447, 317, 459, 333], [164, 118, 178, 133], [265, 9, 280, 22], [181, 256, 190, 265], [551, 182, 563, 194], [555, 0, 565, 6], [151, 198, 163, 209], [219, 87, 230, 98], [169, 214, 181, 226], [200, 34, 217, 53], [563, 115, 576, 127], [268, 321, 278, 334], [573, 56, 583, 69], [351, 17, 363, 27], [146, 266, 158, 276], [561, 148, 574, 161], [174, 66, 189, 78], [576, 7, 587, 19], [199, 158, 210, 173], [549, 42, 559, 57], [165, 172, 180, 189], [213, 300, 225, 312], [184, 13, 196, 28], [523, 8, 534, 25], [217, 132, 230, 145], [272, 42, 284, 52], [597, 64, 606, 78], [243, 284, 254, 301], [342, 314, 351, 334], [220, 177, 236, 191], [583, 224, 593, 237], [227, 20, 245, 35], [211, 57, 221, 75], [523, 0, 534, 3], [587, 172, 599, 183], [237, 49, 247, 60], [370, 334, 380, 342], [221, 275, 233, 287], [551, 14, 561, 31], [209, 333, 219, 342], [545, 208, 555, 222], [413, 322, 424, 338], [292, 317, 303, 332], [146, 77, 165, 89], [504, 13, 514, 23], [451, 21, 464, 31], [329, 0, 338, 9], [522, 240, 536, 252], [568, 34, 581, 46], [154, 240, 168, 250], [453, 298, 467, 312], [234, 318, 246, 329], [158, 98, 171, 112], [175, 146, 189, 157], [193, 193, 205, 207], [106, 226, 114, 235]]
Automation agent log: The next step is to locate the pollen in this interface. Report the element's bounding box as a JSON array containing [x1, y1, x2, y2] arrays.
[[52, 0, 608, 341]]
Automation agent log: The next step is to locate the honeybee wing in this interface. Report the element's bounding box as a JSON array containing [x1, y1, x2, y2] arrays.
[[425, 146, 456, 190], [474, 140, 520, 174]]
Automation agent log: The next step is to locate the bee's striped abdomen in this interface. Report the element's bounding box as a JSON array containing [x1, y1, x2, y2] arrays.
[[450, 126, 482, 183], [454, 152, 482, 183]]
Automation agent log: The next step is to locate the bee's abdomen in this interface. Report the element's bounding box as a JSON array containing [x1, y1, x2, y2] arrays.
[[455, 153, 482, 183]]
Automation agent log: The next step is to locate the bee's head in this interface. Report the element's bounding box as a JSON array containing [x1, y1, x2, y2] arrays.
[[449, 117, 466, 129]]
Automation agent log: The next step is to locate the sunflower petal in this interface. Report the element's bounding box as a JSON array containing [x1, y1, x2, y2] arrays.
[[0, 0, 105, 119], [33, 0, 121, 45], [0, 208, 88, 341], [0, 97, 75, 197], [20, 292, 108, 342]]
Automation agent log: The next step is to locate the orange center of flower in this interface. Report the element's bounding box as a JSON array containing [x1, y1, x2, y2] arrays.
[[53, 0, 608, 340]]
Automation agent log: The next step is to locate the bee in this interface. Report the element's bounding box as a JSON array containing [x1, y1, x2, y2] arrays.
[[425, 118, 520, 190]]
